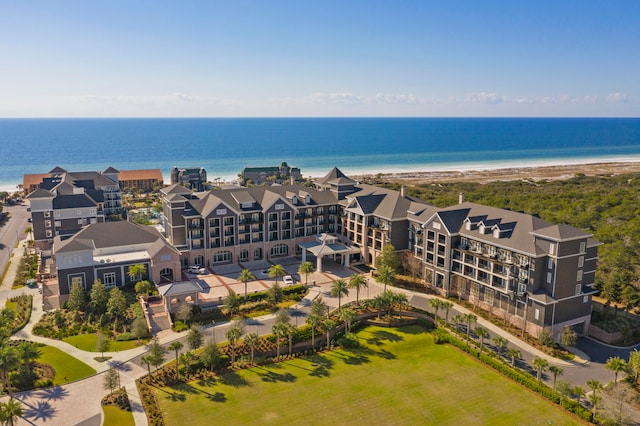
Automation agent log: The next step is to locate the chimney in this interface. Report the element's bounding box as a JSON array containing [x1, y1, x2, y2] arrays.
[[459, 192, 465, 204], [291, 176, 295, 185], [400, 185, 405, 197]]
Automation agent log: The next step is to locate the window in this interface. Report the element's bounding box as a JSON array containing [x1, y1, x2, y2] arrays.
[[484, 288, 494, 305], [45, 220, 51, 228], [546, 272, 552, 284], [534, 308, 540, 321], [254, 248, 262, 260], [44, 211, 50, 217], [239, 250, 249, 261], [103, 272, 117, 288], [90, 218, 97, 224], [580, 241, 586, 253], [575, 284, 582, 295], [548, 259, 553, 269], [271, 244, 288, 257], [577, 270, 583, 281], [69, 274, 84, 290], [46, 230, 52, 237], [578, 256, 584, 267], [55, 221, 61, 227], [212, 251, 232, 264], [549, 243, 555, 255], [54, 210, 60, 217]]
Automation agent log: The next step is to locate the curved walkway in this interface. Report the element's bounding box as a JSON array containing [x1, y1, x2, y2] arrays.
[[2, 254, 638, 425]]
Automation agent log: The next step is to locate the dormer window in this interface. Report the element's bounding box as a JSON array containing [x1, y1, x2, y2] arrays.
[[305, 194, 311, 204], [291, 195, 298, 205]]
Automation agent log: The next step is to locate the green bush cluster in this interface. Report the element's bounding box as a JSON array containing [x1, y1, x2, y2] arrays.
[[12, 247, 38, 289], [7, 294, 32, 333]]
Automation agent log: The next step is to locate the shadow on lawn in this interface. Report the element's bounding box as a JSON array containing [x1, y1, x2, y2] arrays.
[[220, 371, 251, 388], [366, 329, 404, 346], [251, 366, 297, 383], [307, 354, 334, 378]]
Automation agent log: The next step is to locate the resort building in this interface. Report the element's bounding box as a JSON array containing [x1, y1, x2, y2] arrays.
[[26, 167, 123, 248], [117, 169, 164, 193], [170, 166, 207, 191], [50, 221, 181, 307], [240, 161, 302, 186], [160, 167, 598, 337]]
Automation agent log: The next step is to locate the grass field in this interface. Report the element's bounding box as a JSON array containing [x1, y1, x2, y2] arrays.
[[153, 325, 583, 425], [102, 405, 135, 426], [38, 345, 96, 385], [63, 334, 149, 352]]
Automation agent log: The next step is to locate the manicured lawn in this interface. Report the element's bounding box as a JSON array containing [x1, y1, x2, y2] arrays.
[[153, 325, 583, 425], [38, 344, 96, 385], [63, 334, 149, 352], [102, 405, 135, 426]]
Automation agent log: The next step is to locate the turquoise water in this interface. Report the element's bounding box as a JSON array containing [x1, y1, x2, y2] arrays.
[[1, 117, 639, 190]]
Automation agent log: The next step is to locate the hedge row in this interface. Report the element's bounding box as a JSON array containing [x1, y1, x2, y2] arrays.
[[440, 331, 593, 423], [9, 294, 32, 334]]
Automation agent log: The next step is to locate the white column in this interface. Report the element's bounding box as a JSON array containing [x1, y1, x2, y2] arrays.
[[301, 249, 306, 262], [343, 253, 350, 267], [317, 255, 323, 273]]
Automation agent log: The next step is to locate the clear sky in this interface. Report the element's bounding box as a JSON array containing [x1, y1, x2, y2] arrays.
[[1, 1, 638, 117]]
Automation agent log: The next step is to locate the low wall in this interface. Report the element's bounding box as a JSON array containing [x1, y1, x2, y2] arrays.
[[588, 324, 622, 344]]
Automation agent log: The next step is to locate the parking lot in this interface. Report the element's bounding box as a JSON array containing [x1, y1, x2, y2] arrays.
[[184, 256, 355, 305]]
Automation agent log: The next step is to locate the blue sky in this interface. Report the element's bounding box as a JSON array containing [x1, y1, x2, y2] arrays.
[[1, 1, 638, 117]]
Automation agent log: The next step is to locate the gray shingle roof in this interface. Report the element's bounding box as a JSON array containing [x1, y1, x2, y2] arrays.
[[56, 221, 163, 252]]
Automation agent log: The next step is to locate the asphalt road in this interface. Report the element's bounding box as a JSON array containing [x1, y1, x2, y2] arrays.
[[0, 203, 29, 287]]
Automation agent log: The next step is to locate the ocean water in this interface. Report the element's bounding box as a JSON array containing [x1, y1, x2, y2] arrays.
[[1, 117, 639, 191]]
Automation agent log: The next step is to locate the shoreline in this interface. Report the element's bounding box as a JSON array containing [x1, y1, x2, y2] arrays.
[[351, 161, 640, 185], [3, 158, 640, 193]]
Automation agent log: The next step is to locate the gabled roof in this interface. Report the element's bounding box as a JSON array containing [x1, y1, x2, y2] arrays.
[[161, 184, 192, 196], [316, 167, 355, 185], [158, 281, 202, 297], [531, 223, 592, 242], [54, 237, 95, 253], [103, 166, 120, 174], [56, 221, 163, 252], [49, 166, 67, 174], [52, 194, 99, 209], [26, 188, 54, 199]]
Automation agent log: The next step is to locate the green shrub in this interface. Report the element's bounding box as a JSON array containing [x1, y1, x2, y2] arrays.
[[173, 321, 188, 332], [116, 332, 135, 341]]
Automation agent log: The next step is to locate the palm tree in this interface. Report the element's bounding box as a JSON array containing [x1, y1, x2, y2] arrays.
[[298, 261, 315, 287], [340, 308, 356, 334], [268, 264, 286, 285], [306, 314, 322, 348], [549, 365, 563, 389], [0, 398, 23, 426], [330, 279, 350, 312], [493, 336, 508, 358], [376, 265, 396, 291], [475, 326, 489, 354], [272, 322, 287, 357], [237, 269, 256, 302], [180, 351, 196, 376], [587, 379, 603, 417], [606, 356, 627, 383], [321, 319, 336, 348], [348, 274, 368, 306], [226, 323, 244, 364], [442, 300, 454, 324], [284, 323, 296, 355], [572, 385, 585, 404], [141, 355, 152, 377], [532, 357, 549, 384], [506, 348, 521, 367], [311, 297, 329, 318], [462, 313, 477, 346], [128, 263, 147, 282], [0, 345, 18, 396], [244, 333, 259, 364], [429, 299, 444, 328], [17, 341, 40, 381], [168, 341, 184, 380]]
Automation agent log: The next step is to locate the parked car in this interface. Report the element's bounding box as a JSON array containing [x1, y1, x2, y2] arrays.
[[187, 265, 206, 274], [283, 275, 295, 286]]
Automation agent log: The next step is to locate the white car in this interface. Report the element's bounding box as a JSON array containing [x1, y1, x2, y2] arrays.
[[187, 265, 206, 274], [283, 275, 295, 286]]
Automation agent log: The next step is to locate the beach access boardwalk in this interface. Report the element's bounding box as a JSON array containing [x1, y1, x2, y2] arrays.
[[0, 241, 628, 425]]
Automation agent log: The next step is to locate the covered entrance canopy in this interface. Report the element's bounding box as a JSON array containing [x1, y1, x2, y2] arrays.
[[298, 234, 360, 272], [158, 281, 202, 313]]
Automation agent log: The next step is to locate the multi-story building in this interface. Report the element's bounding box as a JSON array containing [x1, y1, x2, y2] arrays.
[[26, 167, 123, 248], [117, 169, 164, 193], [170, 166, 207, 191], [162, 167, 598, 337], [240, 161, 302, 186], [407, 194, 598, 336], [160, 183, 339, 268], [51, 221, 181, 307]]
